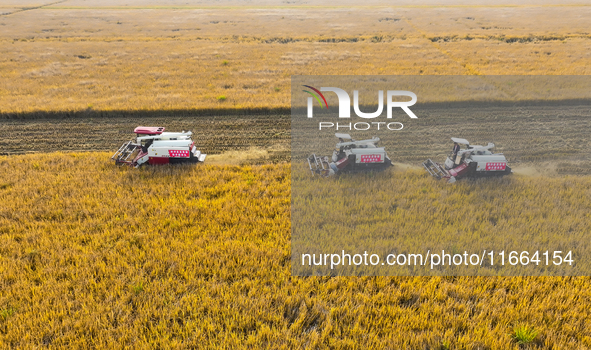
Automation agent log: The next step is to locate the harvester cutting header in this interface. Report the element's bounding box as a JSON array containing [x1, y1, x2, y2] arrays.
[[308, 133, 393, 176], [112, 126, 206, 167], [423, 137, 511, 183]]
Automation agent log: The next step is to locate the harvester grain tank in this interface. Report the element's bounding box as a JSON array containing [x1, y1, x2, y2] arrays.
[[423, 137, 511, 183], [308, 133, 393, 176], [112, 126, 206, 167]]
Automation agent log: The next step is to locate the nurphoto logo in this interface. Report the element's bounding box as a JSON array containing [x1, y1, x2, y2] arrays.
[[303, 85, 418, 131]]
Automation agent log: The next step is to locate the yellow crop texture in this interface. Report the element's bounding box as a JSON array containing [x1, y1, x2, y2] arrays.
[[1, 5, 591, 114], [292, 166, 591, 276], [1, 153, 590, 348]]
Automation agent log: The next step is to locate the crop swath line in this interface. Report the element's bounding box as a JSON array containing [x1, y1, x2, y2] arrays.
[[0, 0, 67, 17]]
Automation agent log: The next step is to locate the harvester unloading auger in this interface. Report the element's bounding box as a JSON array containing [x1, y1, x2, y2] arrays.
[[112, 126, 206, 167], [423, 137, 511, 183], [308, 133, 393, 177]]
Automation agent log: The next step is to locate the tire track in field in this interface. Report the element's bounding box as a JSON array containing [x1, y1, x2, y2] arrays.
[[0, 0, 67, 17]]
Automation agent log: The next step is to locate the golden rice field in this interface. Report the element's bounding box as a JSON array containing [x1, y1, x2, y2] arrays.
[[292, 165, 591, 276], [1, 2, 591, 113], [2, 1, 591, 348], [0, 153, 590, 348]]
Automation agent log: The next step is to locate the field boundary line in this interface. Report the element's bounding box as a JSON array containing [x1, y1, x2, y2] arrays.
[[0, 0, 67, 17], [2, 34, 590, 44], [3, 99, 590, 119]]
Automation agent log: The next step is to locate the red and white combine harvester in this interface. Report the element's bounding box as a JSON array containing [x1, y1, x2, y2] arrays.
[[308, 133, 393, 176], [112, 126, 206, 167], [423, 137, 511, 183]]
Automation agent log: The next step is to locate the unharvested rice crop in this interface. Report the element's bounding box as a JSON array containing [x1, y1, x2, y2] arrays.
[[1, 153, 590, 348]]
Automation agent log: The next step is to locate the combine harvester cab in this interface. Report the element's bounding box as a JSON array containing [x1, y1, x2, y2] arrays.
[[308, 133, 393, 177], [112, 126, 206, 167], [423, 137, 511, 183]]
